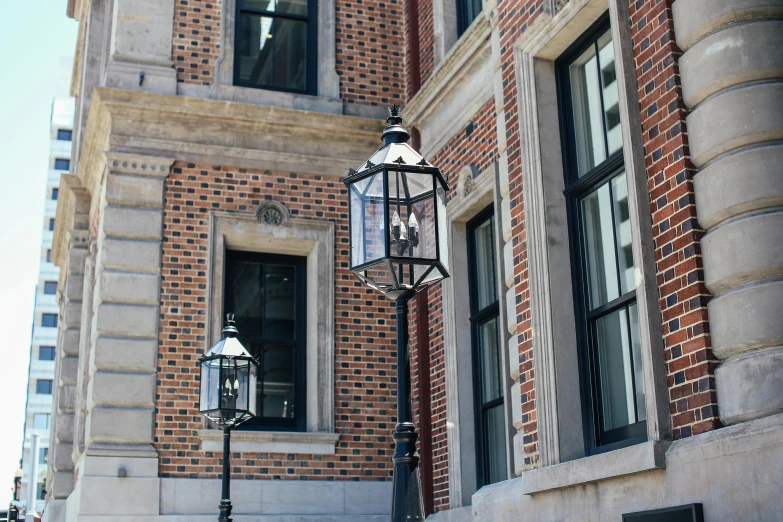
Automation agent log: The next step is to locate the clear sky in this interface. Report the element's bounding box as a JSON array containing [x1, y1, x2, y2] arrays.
[[0, 0, 78, 502]]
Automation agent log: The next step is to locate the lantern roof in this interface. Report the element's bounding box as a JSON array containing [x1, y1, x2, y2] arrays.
[[344, 105, 450, 191], [199, 315, 256, 361]]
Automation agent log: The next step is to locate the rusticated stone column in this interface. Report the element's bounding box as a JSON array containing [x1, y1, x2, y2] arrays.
[[673, 0, 783, 424], [68, 153, 173, 518]]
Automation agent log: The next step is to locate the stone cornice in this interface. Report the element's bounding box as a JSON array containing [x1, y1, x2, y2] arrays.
[[52, 175, 91, 270], [404, 7, 494, 128], [81, 87, 384, 183]]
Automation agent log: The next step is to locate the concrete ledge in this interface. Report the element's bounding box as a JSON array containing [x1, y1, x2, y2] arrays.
[[686, 82, 783, 167], [197, 430, 340, 454], [520, 440, 668, 494], [679, 20, 783, 107], [672, 0, 783, 51], [694, 143, 783, 230]]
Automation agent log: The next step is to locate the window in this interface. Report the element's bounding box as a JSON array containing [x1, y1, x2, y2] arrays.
[[48, 219, 55, 232], [33, 414, 51, 429], [223, 250, 306, 430], [41, 314, 58, 328], [39, 346, 56, 361], [234, 0, 317, 94], [57, 129, 72, 141], [54, 158, 70, 171], [457, 0, 482, 35], [39, 448, 48, 464], [36, 380, 53, 395], [467, 206, 507, 486], [51, 188, 59, 201], [557, 17, 646, 451], [46, 249, 52, 263], [43, 282, 57, 295], [37, 483, 46, 500]]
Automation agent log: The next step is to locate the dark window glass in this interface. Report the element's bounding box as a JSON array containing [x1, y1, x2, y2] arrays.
[[52, 188, 59, 200], [57, 129, 72, 141], [49, 219, 55, 231], [39, 448, 48, 464], [39, 346, 56, 361], [467, 206, 507, 487], [36, 380, 53, 395], [557, 16, 646, 452], [43, 282, 57, 295], [224, 250, 306, 430], [235, 0, 316, 94], [37, 483, 46, 500], [41, 314, 58, 328], [457, 0, 482, 35], [54, 158, 70, 171], [46, 250, 52, 263], [33, 414, 51, 429]]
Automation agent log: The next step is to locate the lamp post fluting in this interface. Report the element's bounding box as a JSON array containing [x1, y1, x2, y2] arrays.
[[198, 315, 259, 522], [343, 105, 450, 521]]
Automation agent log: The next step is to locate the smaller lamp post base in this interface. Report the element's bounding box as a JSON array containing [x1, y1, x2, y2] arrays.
[[218, 499, 233, 522], [390, 422, 425, 522]]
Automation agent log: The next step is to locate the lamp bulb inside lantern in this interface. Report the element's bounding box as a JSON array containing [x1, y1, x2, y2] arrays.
[[233, 379, 240, 390], [391, 211, 406, 240], [408, 212, 418, 231]]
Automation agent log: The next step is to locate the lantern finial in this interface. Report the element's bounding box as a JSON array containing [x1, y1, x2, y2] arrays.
[[222, 313, 238, 338], [382, 105, 410, 145], [387, 104, 403, 125]]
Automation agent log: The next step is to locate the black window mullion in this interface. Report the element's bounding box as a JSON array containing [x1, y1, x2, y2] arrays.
[[606, 177, 624, 300]]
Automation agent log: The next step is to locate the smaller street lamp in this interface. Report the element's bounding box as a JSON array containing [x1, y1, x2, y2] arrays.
[[343, 105, 450, 522], [198, 314, 259, 522]]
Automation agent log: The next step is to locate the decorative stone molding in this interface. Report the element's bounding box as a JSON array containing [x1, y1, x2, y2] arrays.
[[457, 165, 478, 199], [105, 152, 174, 177], [404, 10, 495, 158], [197, 430, 340, 454], [76, 88, 382, 182], [255, 200, 290, 226]]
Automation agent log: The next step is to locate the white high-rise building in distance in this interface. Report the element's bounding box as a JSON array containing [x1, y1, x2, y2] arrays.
[[17, 55, 75, 514]]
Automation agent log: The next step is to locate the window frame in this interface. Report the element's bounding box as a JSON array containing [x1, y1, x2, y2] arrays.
[[33, 413, 51, 429], [52, 188, 59, 201], [223, 249, 307, 431], [36, 379, 53, 395], [556, 13, 647, 454], [49, 219, 56, 232], [466, 204, 507, 488], [43, 281, 58, 295], [39, 346, 56, 361], [41, 313, 58, 328], [56, 129, 73, 141], [456, 0, 483, 36], [54, 158, 70, 171], [233, 0, 319, 95]]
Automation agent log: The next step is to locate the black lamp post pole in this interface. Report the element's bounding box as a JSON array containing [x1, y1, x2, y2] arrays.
[[219, 427, 232, 521], [390, 291, 425, 522]]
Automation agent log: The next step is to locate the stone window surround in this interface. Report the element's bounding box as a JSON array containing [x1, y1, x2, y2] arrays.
[[211, 0, 341, 103], [512, 0, 670, 475], [442, 162, 515, 507], [201, 210, 337, 454]]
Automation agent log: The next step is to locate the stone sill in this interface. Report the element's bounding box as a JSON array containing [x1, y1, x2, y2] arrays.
[[520, 440, 669, 495], [197, 430, 340, 455]]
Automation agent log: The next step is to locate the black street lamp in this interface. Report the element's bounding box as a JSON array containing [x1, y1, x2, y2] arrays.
[[343, 105, 450, 521], [198, 314, 259, 522]]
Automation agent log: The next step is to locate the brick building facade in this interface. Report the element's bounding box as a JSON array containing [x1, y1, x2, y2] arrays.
[[43, 0, 781, 520]]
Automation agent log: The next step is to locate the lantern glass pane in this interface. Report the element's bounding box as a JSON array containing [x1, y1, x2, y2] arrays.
[[248, 357, 258, 416], [437, 185, 449, 271], [200, 358, 222, 414], [386, 170, 437, 260], [350, 172, 386, 268], [233, 359, 251, 413]]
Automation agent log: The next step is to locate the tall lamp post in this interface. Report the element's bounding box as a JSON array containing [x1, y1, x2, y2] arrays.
[[343, 105, 450, 521], [198, 315, 259, 522]]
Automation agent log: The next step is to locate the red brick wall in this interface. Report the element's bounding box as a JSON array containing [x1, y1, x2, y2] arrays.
[[173, 0, 221, 85], [335, 0, 406, 105], [156, 162, 398, 480], [628, 0, 719, 438], [414, 0, 436, 92], [171, 0, 406, 106]]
